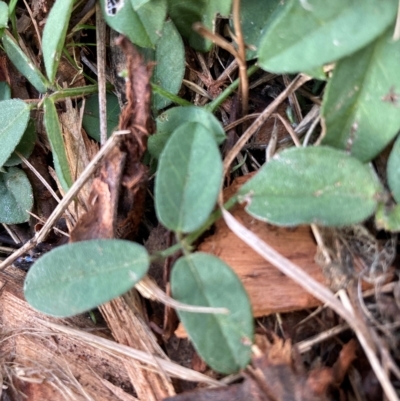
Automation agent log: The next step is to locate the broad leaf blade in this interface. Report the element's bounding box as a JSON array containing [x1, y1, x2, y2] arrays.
[[375, 203, 400, 232], [43, 98, 73, 191], [167, 0, 231, 51], [82, 93, 120, 142], [234, 0, 282, 60], [100, 0, 167, 48], [5, 119, 36, 166], [150, 20, 185, 110], [24, 239, 150, 317], [149, 106, 226, 159], [0, 167, 33, 224], [322, 27, 400, 162], [42, 0, 74, 83], [0, 1, 8, 29], [239, 146, 380, 227], [171, 252, 253, 374], [0, 99, 30, 168], [2, 31, 49, 93], [155, 122, 223, 233], [257, 0, 397, 73], [387, 135, 400, 203]]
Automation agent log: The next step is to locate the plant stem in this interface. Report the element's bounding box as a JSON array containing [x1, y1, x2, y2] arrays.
[[48, 84, 102, 101], [151, 83, 192, 107], [205, 64, 259, 113], [152, 195, 238, 261]]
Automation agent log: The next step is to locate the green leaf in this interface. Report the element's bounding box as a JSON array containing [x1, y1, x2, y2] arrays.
[[24, 239, 149, 317], [238, 146, 381, 227], [0, 82, 11, 100], [234, 0, 282, 60], [149, 106, 226, 159], [82, 93, 120, 142], [257, 0, 397, 73], [142, 20, 185, 110], [0, 1, 8, 29], [42, 0, 74, 83], [171, 252, 253, 374], [100, 0, 167, 48], [130, 0, 150, 10], [155, 122, 223, 233], [322, 27, 400, 162], [375, 203, 400, 232], [0, 167, 33, 224], [2, 31, 49, 93], [387, 134, 400, 203], [322, 29, 400, 162], [5, 119, 36, 166], [0, 99, 30, 168], [167, 0, 232, 51], [43, 98, 72, 191]]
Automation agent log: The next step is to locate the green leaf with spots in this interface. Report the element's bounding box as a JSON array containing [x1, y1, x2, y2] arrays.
[[322, 27, 400, 162], [238, 146, 381, 227], [257, 0, 397, 73], [0, 167, 33, 224], [155, 122, 223, 233], [171, 252, 253, 374], [24, 239, 149, 317], [234, 0, 282, 60], [100, 0, 167, 48]]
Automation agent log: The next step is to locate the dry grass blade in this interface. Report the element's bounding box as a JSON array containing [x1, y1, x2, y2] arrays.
[[221, 208, 399, 401], [223, 74, 311, 176], [0, 131, 128, 270], [38, 320, 223, 388]]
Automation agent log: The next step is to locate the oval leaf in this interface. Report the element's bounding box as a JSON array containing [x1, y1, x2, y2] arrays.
[[24, 239, 149, 317], [233, 0, 282, 60], [155, 122, 223, 233], [2, 31, 49, 93], [43, 98, 72, 191], [239, 146, 381, 226], [322, 27, 400, 162], [171, 252, 253, 374], [375, 203, 400, 232], [82, 93, 120, 142], [149, 20, 185, 110], [5, 119, 36, 166], [0, 167, 33, 224], [168, 0, 231, 51], [387, 134, 400, 203], [257, 0, 397, 73], [0, 81, 11, 100], [42, 0, 74, 82], [0, 1, 8, 29], [100, 0, 166, 48], [149, 106, 226, 159], [0, 99, 30, 168]]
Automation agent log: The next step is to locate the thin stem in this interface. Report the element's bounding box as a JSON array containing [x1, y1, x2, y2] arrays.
[[151, 83, 192, 107], [205, 64, 258, 113], [152, 195, 238, 261]]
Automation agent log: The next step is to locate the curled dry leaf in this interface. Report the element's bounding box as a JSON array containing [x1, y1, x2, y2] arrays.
[[70, 37, 153, 242]]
